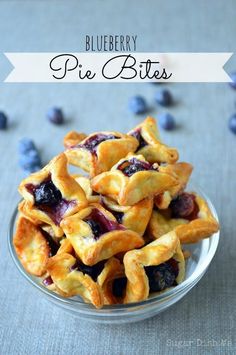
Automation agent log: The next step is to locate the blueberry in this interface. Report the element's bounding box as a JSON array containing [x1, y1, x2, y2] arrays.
[[229, 72, 236, 89], [229, 114, 236, 134], [159, 112, 176, 131], [18, 138, 36, 154], [19, 150, 42, 171], [47, 107, 64, 124], [145, 261, 178, 292], [0, 111, 8, 130], [128, 96, 148, 114], [34, 180, 62, 206], [155, 89, 172, 106]]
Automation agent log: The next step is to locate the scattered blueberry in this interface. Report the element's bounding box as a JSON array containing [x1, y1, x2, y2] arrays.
[[229, 72, 236, 89], [229, 114, 236, 134], [155, 89, 173, 106], [0, 111, 8, 130], [47, 107, 64, 125], [128, 96, 148, 114], [19, 150, 42, 171], [159, 112, 176, 131], [18, 138, 36, 154]]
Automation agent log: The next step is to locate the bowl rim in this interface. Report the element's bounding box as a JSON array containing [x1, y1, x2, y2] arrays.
[[8, 185, 220, 314]]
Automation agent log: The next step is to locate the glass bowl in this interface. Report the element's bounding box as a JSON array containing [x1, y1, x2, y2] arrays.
[[8, 187, 220, 324]]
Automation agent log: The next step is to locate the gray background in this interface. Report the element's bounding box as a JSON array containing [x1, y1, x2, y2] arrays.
[[0, 1, 235, 354]]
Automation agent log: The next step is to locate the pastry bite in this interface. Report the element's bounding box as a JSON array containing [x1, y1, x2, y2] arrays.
[[154, 162, 193, 209], [46, 252, 104, 308], [13, 216, 51, 276], [148, 192, 219, 244], [18, 153, 87, 237], [124, 231, 185, 303], [128, 116, 179, 164], [91, 154, 178, 206], [61, 203, 144, 266], [63, 131, 87, 149], [101, 195, 153, 237], [97, 257, 126, 305], [65, 131, 138, 177]]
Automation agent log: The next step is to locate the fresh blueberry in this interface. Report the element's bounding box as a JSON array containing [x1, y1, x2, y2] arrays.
[[19, 150, 42, 171], [229, 114, 236, 134], [128, 96, 148, 114], [155, 89, 172, 106], [229, 72, 236, 89], [159, 112, 176, 131], [18, 138, 36, 154], [0, 111, 8, 130], [47, 107, 64, 124]]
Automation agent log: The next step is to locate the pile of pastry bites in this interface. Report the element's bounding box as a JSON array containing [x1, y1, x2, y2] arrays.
[[14, 117, 219, 308]]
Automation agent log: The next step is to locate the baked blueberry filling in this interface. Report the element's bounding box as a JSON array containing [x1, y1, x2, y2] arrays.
[[78, 133, 120, 155], [145, 258, 179, 292], [169, 192, 199, 221], [26, 176, 75, 225], [130, 129, 148, 150], [112, 277, 127, 298], [117, 157, 157, 177], [84, 208, 125, 240], [71, 260, 106, 281], [41, 230, 60, 256], [43, 276, 53, 286]]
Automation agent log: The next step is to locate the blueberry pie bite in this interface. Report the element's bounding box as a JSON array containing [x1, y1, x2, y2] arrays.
[[148, 192, 219, 243], [46, 252, 104, 308], [18, 153, 87, 237], [63, 131, 87, 149], [65, 131, 138, 177], [128, 116, 179, 164], [124, 231, 185, 303], [91, 154, 178, 206], [60, 203, 144, 265]]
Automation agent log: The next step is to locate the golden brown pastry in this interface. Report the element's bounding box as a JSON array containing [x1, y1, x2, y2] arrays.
[[13, 216, 50, 276], [128, 116, 179, 164], [18, 153, 87, 237], [91, 154, 178, 206], [46, 252, 104, 308], [63, 131, 87, 149], [101, 195, 153, 237], [148, 192, 219, 243], [124, 231, 185, 303], [72, 174, 100, 203], [65, 131, 138, 177], [154, 162, 193, 209], [97, 257, 125, 305], [61, 203, 144, 266]]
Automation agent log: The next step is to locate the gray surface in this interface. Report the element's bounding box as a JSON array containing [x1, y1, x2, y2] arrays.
[[0, 1, 236, 354]]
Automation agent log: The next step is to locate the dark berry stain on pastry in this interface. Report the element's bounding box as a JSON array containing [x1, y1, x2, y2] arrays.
[[43, 275, 53, 286], [84, 208, 125, 240], [130, 129, 148, 150], [169, 192, 199, 220], [71, 259, 106, 281], [26, 176, 75, 225], [100, 196, 124, 224], [117, 157, 157, 177], [41, 229, 60, 256], [145, 258, 179, 292], [78, 133, 120, 155], [112, 277, 127, 298]]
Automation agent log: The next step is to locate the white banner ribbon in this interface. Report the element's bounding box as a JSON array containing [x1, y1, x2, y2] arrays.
[[4, 52, 232, 83]]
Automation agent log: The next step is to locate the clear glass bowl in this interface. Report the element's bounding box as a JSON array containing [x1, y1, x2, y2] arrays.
[[8, 187, 220, 324]]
